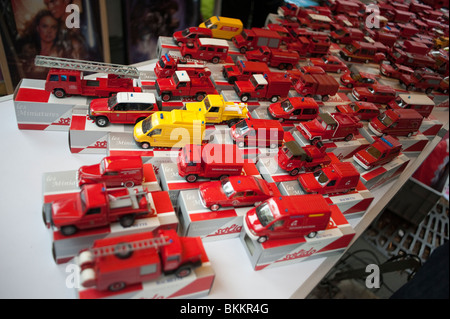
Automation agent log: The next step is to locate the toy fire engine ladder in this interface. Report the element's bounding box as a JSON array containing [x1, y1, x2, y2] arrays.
[[34, 55, 141, 78], [89, 236, 173, 259]]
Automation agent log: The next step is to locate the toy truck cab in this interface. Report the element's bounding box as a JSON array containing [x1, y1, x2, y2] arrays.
[[388, 94, 435, 118], [222, 60, 270, 84], [234, 73, 291, 103], [78, 229, 204, 291], [154, 54, 210, 79], [268, 97, 319, 122], [177, 144, 244, 183], [44, 183, 153, 236], [230, 118, 284, 148], [330, 27, 364, 44], [78, 156, 144, 188], [368, 108, 423, 137], [173, 27, 212, 47], [297, 112, 363, 143], [288, 36, 331, 56], [298, 162, 360, 195], [277, 140, 331, 176], [353, 135, 402, 170], [244, 195, 332, 242], [232, 28, 282, 53], [89, 92, 157, 127]]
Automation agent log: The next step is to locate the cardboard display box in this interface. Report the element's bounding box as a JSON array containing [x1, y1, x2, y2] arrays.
[[240, 205, 355, 271], [42, 167, 177, 264]]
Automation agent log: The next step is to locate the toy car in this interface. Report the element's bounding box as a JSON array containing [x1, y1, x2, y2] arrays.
[[379, 62, 414, 80], [353, 135, 402, 170], [352, 85, 396, 104], [340, 69, 378, 88], [268, 97, 319, 122], [198, 176, 277, 211], [336, 101, 380, 120], [309, 55, 348, 73], [173, 27, 212, 47]]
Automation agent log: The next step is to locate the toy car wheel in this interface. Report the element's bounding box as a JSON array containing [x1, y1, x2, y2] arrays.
[[425, 88, 433, 95], [289, 168, 300, 176], [344, 134, 354, 142], [184, 54, 192, 60], [241, 94, 250, 102], [175, 266, 192, 278], [53, 89, 66, 98], [257, 236, 268, 243], [337, 69, 342, 74], [346, 83, 353, 88], [161, 93, 172, 102], [307, 231, 317, 238], [95, 116, 109, 127], [321, 95, 329, 102], [140, 142, 150, 149], [196, 92, 206, 101], [177, 41, 183, 47], [212, 56, 220, 64], [237, 141, 245, 148], [60, 225, 77, 236], [109, 282, 126, 292], [278, 63, 286, 70], [119, 214, 136, 228], [270, 96, 279, 103], [210, 204, 221, 211], [186, 174, 198, 183]]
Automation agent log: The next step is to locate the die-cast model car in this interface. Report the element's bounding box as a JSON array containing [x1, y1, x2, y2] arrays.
[[336, 101, 380, 120], [352, 85, 396, 104], [309, 55, 348, 73], [353, 135, 402, 170]]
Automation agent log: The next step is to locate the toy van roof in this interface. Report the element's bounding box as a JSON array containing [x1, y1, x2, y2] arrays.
[[253, 74, 269, 86], [270, 194, 331, 217], [103, 156, 143, 171], [397, 94, 434, 106], [115, 92, 156, 104], [308, 13, 332, 23], [329, 162, 360, 178], [386, 108, 422, 119], [198, 38, 229, 47]]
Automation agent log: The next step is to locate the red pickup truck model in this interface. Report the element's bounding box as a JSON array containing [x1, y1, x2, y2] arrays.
[[43, 183, 154, 236]]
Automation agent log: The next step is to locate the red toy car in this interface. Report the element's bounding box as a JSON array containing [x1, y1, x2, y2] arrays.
[[340, 69, 378, 88], [268, 97, 319, 122], [244, 195, 333, 243], [232, 28, 282, 53], [245, 46, 300, 70], [379, 62, 414, 80], [198, 176, 277, 211], [353, 135, 402, 170], [181, 38, 229, 64], [173, 27, 212, 47], [78, 229, 204, 291], [43, 183, 154, 236], [368, 108, 423, 137], [230, 118, 284, 149], [336, 101, 380, 121], [297, 112, 363, 143], [277, 140, 331, 176], [89, 92, 157, 127], [222, 60, 269, 84], [352, 85, 396, 104], [154, 54, 210, 79], [177, 144, 244, 183], [234, 73, 291, 103], [78, 156, 144, 188], [298, 162, 360, 195], [309, 55, 348, 73], [298, 13, 333, 31]]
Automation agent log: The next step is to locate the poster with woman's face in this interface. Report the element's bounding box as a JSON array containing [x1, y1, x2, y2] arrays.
[[0, 0, 103, 87]]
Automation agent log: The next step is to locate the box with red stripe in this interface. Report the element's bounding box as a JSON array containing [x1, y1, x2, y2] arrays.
[[42, 166, 177, 264], [14, 79, 90, 131], [239, 204, 355, 271], [76, 240, 215, 299], [420, 115, 444, 139]]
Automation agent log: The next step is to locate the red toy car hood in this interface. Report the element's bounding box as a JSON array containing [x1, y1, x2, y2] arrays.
[[336, 104, 353, 114], [51, 195, 83, 224], [198, 182, 227, 207], [380, 63, 395, 75], [298, 173, 320, 193], [354, 150, 375, 167], [302, 118, 324, 135], [89, 98, 109, 113], [235, 80, 255, 92], [268, 102, 286, 117], [245, 207, 264, 234]]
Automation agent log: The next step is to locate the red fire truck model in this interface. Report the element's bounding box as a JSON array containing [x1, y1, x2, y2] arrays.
[[43, 183, 154, 236], [268, 97, 319, 122], [222, 60, 270, 84], [232, 28, 282, 53], [245, 46, 300, 70], [353, 135, 402, 170], [154, 54, 210, 79], [339, 41, 386, 64], [244, 195, 332, 242], [293, 73, 340, 102], [330, 27, 364, 44], [297, 112, 363, 143], [177, 144, 244, 183], [387, 47, 436, 69], [156, 70, 217, 102], [399, 69, 443, 94], [298, 162, 361, 195], [288, 36, 331, 56], [89, 92, 158, 127], [78, 156, 144, 188], [35, 55, 141, 98], [277, 140, 332, 176], [234, 73, 291, 103], [77, 229, 205, 292], [181, 38, 229, 64]]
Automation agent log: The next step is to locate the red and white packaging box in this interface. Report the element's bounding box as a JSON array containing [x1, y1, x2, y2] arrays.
[[13, 79, 91, 131], [277, 179, 374, 217], [362, 122, 429, 156], [420, 115, 443, 139], [250, 105, 298, 132], [42, 169, 176, 264], [288, 126, 371, 160], [256, 152, 341, 183], [76, 241, 215, 299], [239, 205, 355, 271], [160, 160, 262, 209], [351, 153, 410, 190], [177, 182, 281, 241]]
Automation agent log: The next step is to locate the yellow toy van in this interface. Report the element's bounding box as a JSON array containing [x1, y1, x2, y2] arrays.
[[199, 16, 243, 40], [133, 109, 205, 149]]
